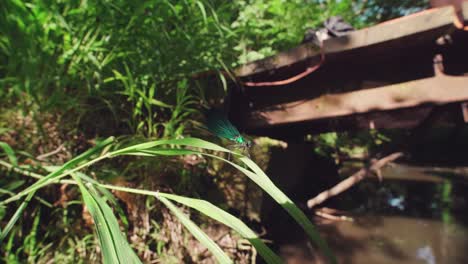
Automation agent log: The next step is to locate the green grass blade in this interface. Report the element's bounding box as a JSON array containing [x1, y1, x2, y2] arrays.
[[2, 137, 114, 204], [159, 193, 283, 264], [0, 192, 34, 243], [73, 176, 141, 264], [157, 195, 232, 264], [196, 151, 336, 263], [240, 157, 337, 264], [0, 141, 18, 166], [44, 168, 120, 208], [195, 1, 208, 24], [149, 98, 172, 108], [110, 137, 230, 156], [109, 138, 336, 263], [210, 155, 336, 263], [139, 149, 197, 156], [0, 142, 114, 245], [94, 182, 280, 263]]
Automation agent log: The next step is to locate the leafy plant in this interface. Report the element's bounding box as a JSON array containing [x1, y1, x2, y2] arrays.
[[0, 138, 336, 263]]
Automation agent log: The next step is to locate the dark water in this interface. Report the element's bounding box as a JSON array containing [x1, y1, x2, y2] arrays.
[[275, 163, 468, 264]]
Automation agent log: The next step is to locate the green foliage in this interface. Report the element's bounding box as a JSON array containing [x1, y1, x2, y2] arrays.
[[359, 0, 429, 23], [312, 130, 392, 159], [0, 137, 338, 263], [232, 0, 360, 63], [2, 0, 417, 141], [1, 0, 235, 136], [0, 0, 375, 138], [0, 0, 427, 262]]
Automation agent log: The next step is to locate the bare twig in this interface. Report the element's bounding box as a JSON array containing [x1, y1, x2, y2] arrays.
[[307, 152, 403, 209], [54, 183, 70, 207], [36, 143, 65, 161], [315, 210, 353, 222]]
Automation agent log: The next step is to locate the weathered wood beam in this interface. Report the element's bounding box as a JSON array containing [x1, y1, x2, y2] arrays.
[[241, 104, 464, 138], [245, 74, 468, 128]]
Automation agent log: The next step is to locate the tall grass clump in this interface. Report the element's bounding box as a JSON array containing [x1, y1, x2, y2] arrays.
[[0, 138, 337, 263], [1, 0, 366, 138], [1, 0, 237, 137]]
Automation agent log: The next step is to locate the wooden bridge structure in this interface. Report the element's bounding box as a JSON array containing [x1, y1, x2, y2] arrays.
[[227, 2, 468, 139]]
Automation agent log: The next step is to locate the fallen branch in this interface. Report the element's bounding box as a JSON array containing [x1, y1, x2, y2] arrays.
[[307, 152, 404, 209]]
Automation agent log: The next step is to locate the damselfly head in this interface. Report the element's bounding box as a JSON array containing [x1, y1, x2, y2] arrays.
[[245, 139, 252, 148]]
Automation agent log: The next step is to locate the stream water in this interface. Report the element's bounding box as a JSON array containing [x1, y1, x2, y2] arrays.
[[273, 163, 468, 264]]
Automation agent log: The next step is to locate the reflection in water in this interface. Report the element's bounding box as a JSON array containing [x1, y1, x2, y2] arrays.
[[272, 163, 468, 264], [388, 195, 405, 210], [320, 215, 468, 264], [416, 246, 435, 264]]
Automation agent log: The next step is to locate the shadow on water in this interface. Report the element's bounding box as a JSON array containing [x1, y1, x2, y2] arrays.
[[261, 160, 468, 264]]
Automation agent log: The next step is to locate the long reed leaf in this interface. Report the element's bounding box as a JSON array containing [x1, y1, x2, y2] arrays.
[[157, 195, 233, 264], [73, 176, 141, 264], [240, 157, 337, 264], [159, 193, 283, 264], [0, 141, 18, 166], [0, 192, 34, 243], [86, 182, 280, 263], [111, 138, 336, 263], [110, 137, 230, 156], [1, 137, 114, 204]]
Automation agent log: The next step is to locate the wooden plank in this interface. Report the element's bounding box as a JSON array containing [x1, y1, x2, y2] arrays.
[[235, 2, 468, 77], [244, 74, 468, 128], [241, 104, 468, 138]]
